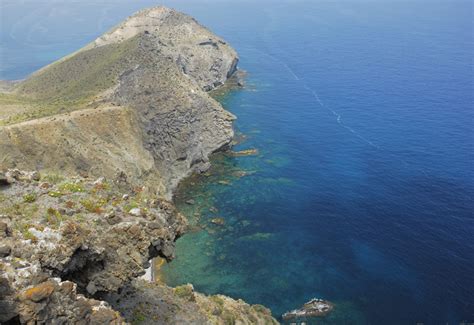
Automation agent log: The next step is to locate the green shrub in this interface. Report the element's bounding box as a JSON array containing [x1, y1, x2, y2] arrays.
[[222, 310, 237, 325], [124, 201, 139, 213], [210, 295, 225, 306], [80, 198, 106, 214], [174, 285, 194, 301], [22, 229, 38, 243], [59, 182, 85, 193], [48, 191, 63, 198], [45, 208, 63, 226], [23, 193, 37, 203], [131, 309, 146, 325]]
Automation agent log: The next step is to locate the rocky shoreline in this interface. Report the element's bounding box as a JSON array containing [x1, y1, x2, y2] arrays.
[[0, 6, 278, 324], [0, 169, 277, 324]]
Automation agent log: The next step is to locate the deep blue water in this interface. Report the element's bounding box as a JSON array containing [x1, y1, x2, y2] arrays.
[[1, 1, 473, 324]]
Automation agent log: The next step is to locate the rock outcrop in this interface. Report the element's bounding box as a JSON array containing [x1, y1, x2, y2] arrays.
[[0, 170, 185, 323], [0, 170, 278, 324], [106, 281, 278, 325], [282, 298, 334, 321], [90, 7, 239, 91], [0, 6, 279, 324], [1, 278, 125, 324], [0, 6, 238, 198]]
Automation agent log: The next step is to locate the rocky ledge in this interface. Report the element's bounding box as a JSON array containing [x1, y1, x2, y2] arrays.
[[0, 170, 277, 324], [0, 169, 185, 323]]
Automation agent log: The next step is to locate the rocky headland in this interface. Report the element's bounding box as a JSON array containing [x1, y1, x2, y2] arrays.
[[0, 6, 239, 198], [0, 6, 277, 324]]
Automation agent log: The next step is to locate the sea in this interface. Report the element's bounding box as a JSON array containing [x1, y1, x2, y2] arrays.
[[1, 1, 472, 324]]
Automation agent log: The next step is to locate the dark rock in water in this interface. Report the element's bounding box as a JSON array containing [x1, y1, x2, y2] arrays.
[[230, 148, 259, 157], [282, 298, 334, 320]]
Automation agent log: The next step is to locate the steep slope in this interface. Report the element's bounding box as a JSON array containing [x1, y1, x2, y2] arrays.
[[0, 170, 276, 324], [0, 6, 238, 197]]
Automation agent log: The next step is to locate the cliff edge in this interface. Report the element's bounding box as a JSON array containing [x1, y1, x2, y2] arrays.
[[0, 6, 238, 198], [0, 6, 278, 325]]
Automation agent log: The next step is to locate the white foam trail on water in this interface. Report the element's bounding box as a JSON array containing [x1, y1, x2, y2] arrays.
[[303, 84, 380, 149], [244, 47, 380, 149], [280, 61, 300, 81], [254, 7, 430, 175]]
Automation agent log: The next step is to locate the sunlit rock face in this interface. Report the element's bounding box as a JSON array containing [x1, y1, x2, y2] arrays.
[[0, 6, 238, 198]]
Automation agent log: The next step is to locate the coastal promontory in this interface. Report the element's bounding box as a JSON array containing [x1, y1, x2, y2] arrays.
[[0, 6, 238, 198], [0, 7, 278, 324]]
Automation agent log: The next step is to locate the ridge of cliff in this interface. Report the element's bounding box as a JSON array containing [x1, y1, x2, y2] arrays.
[[0, 6, 238, 198]]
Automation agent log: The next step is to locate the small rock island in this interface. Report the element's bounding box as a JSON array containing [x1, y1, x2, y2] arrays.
[[282, 298, 334, 321]]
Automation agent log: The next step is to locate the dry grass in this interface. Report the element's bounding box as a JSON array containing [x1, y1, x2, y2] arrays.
[[0, 36, 140, 126]]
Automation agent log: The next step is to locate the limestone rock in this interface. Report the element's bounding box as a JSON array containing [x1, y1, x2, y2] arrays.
[[0, 172, 186, 323], [92, 6, 238, 92], [2, 278, 126, 324]]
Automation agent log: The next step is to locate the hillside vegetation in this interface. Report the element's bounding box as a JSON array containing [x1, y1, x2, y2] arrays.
[[0, 36, 140, 126]]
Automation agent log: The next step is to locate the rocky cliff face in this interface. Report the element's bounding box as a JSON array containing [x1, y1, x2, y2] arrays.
[[0, 6, 238, 198], [0, 6, 278, 324], [91, 7, 239, 91], [0, 170, 185, 323], [0, 170, 276, 324]]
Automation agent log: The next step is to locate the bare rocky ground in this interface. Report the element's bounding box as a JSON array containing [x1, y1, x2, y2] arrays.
[[0, 170, 277, 324]]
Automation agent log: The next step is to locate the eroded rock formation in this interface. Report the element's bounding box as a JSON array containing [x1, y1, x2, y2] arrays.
[[0, 170, 185, 323], [0, 6, 278, 324], [0, 170, 277, 324], [0, 6, 238, 198]]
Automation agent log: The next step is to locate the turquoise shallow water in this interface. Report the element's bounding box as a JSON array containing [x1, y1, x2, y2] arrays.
[[1, 1, 473, 323]]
